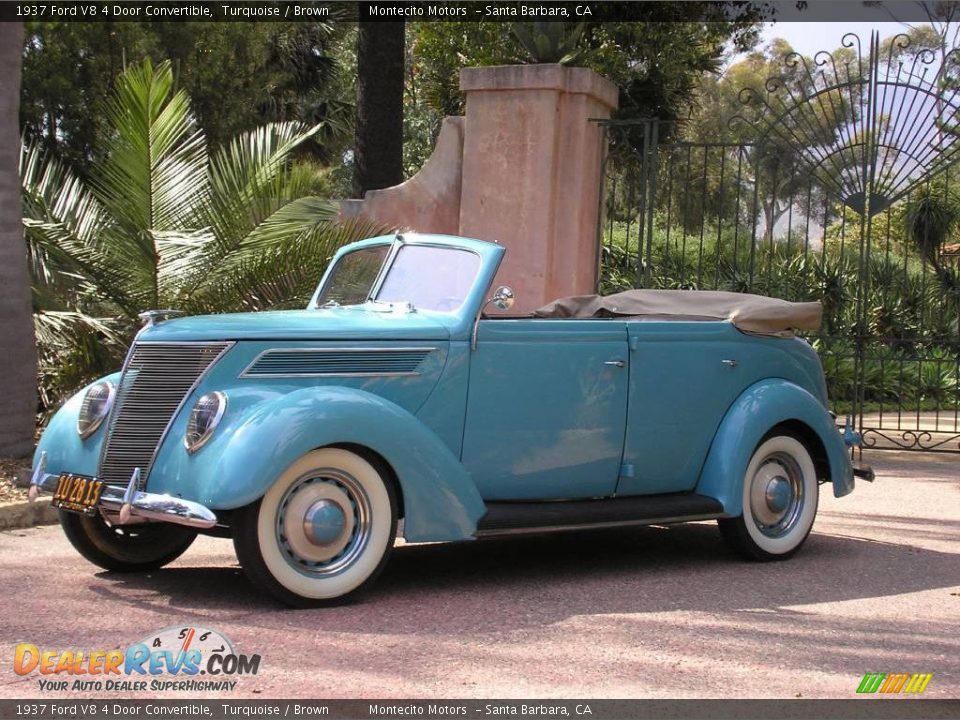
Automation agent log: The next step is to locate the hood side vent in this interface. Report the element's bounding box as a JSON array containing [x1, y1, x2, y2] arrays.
[[243, 347, 433, 378]]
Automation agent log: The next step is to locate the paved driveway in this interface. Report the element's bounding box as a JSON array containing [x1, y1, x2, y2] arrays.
[[0, 452, 957, 699]]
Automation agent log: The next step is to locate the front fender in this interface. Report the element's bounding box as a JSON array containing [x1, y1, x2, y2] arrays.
[[150, 386, 486, 543], [695, 379, 854, 515], [34, 373, 122, 478]]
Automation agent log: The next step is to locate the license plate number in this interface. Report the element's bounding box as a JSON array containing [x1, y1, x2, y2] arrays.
[[52, 474, 104, 513]]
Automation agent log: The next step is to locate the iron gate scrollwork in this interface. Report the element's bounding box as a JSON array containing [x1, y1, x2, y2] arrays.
[[597, 32, 960, 453]]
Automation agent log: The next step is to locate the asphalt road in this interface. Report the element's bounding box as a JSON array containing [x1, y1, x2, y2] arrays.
[[0, 451, 957, 700]]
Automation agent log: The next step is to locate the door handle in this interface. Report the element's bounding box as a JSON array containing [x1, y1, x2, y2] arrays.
[[604, 360, 626, 368]]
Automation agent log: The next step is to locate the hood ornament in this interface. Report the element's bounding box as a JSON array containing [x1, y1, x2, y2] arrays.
[[137, 309, 185, 327]]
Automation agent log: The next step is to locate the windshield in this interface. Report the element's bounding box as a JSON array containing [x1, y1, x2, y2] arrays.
[[316, 242, 481, 312], [316, 245, 390, 307]]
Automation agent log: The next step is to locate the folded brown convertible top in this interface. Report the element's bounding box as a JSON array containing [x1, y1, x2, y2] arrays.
[[533, 289, 822, 335]]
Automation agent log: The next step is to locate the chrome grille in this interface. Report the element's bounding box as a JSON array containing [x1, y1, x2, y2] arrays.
[[243, 348, 431, 377], [99, 342, 232, 488]]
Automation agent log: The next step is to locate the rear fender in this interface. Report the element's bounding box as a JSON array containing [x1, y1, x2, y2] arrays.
[[695, 379, 854, 515]]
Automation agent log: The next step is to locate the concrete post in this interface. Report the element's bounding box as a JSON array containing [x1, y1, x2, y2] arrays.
[[458, 64, 618, 313]]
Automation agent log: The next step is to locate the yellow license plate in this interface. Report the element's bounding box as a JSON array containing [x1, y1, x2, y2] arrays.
[[52, 474, 104, 513]]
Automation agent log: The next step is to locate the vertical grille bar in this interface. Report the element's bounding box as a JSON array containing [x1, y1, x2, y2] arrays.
[[98, 342, 232, 488]]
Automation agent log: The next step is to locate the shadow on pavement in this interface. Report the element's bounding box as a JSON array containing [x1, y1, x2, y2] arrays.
[[97, 520, 960, 634]]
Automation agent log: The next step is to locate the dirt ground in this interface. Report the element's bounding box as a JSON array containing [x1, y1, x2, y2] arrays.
[[0, 458, 29, 504]]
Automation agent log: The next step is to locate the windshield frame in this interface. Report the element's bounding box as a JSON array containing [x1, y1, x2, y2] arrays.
[[367, 236, 406, 303], [311, 240, 393, 309], [311, 236, 484, 314]]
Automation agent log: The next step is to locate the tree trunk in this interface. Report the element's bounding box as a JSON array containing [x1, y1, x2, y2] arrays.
[[0, 21, 37, 457], [352, 20, 405, 198]]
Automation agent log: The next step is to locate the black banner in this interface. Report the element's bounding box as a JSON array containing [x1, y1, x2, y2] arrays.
[[0, 1, 955, 24], [1, 700, 959, 720]]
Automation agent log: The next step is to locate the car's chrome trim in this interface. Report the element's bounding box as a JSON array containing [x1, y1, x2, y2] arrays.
[[143, 342, 234, 487], [368, 233, 405, 302], [27, 451, 47, 502], [98, 341, 234, 490], [475, 514, 726, 538], [29, 470, 217, 530], [240, 346, 435, 379], [244, 371, 421, 379], [137, 309, 186, 327]]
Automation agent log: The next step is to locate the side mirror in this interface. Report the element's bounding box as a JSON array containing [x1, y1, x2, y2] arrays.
[[472, 286, 518, 350], [491, 286, 515, 311]]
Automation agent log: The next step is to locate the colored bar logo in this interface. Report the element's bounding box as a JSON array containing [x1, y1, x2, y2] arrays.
[[857, 673, 933, 694]]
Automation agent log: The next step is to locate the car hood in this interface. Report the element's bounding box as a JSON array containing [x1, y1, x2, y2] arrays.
[[137, 307, 452, 342]]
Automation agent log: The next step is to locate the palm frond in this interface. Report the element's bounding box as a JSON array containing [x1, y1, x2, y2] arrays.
[[205, 121, 320, 251], [34, 310, 127, 412], [214, 196, 340, 272], [19, 140, 140, 317], [94, 59, 208, 270], [185, 216, 388, 313]]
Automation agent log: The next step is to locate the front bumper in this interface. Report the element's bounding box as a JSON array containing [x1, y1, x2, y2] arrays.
[[28, 452, 217, 530]]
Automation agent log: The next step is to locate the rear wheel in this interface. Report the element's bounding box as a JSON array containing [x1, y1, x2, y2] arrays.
[[233, 448, 398, 607], [718, 433, 819, 561], [59, 510, 197, 572]]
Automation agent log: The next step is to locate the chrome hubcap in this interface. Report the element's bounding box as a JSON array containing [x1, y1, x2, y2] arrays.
[[765, 476, 791, 514], [303, 499, 348, 547], [749, 453, 804, 538], [276, 469, 370, 576]]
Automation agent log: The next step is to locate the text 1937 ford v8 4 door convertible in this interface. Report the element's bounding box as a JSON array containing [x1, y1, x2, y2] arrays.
[[29, 233, 874, 606]]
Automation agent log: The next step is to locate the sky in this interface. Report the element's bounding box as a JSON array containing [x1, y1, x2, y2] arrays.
[[760, 22, 907, 57]]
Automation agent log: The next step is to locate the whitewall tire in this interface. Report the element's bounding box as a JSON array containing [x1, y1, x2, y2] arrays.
[[718, 433, 819, 561], [233, 448, 398, 607]]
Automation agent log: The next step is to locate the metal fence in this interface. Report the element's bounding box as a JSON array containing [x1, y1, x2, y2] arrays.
[[597, 117, 960, 453]]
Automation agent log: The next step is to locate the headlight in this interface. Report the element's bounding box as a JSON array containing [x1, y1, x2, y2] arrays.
[[184, 391, 227, 453], [77, 382, 115, 439]]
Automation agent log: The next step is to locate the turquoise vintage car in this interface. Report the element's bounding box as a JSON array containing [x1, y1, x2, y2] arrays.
[[29, 233, 869, 606]]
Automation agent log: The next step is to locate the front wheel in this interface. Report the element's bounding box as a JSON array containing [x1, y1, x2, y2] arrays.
[[59, 510, 197, 572], [718, 433, 819, 561], [233, 448, 398, 607]]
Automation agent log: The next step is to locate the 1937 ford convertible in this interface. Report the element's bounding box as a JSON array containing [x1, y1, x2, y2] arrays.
[[29, 233, 870, 606]]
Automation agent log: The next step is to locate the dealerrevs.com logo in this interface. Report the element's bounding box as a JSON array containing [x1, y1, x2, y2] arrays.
[[14, 626, 260, 693]]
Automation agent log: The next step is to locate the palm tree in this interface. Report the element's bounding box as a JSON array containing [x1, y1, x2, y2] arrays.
[[21, 59, 382, 411], [0, 21, 38, 457]]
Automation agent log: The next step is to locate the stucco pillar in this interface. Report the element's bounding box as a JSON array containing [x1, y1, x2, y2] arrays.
[[458, 64, 618, 314]]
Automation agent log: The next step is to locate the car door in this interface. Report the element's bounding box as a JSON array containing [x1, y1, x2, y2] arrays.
[[461, 319, 629, 500], [616, 321, 746, 496]]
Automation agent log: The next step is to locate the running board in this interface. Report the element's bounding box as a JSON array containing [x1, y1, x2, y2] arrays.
[[476, 493, 725, 537]]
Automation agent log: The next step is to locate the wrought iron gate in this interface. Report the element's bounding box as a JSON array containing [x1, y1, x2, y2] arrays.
[[597, 32, 960, 453]]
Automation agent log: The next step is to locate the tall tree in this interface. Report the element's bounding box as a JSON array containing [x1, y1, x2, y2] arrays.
[[21, 21, 355, 173], [0, 21, 37, 457], [353, 21, 405, 197], [409, 12, 763, 139]]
